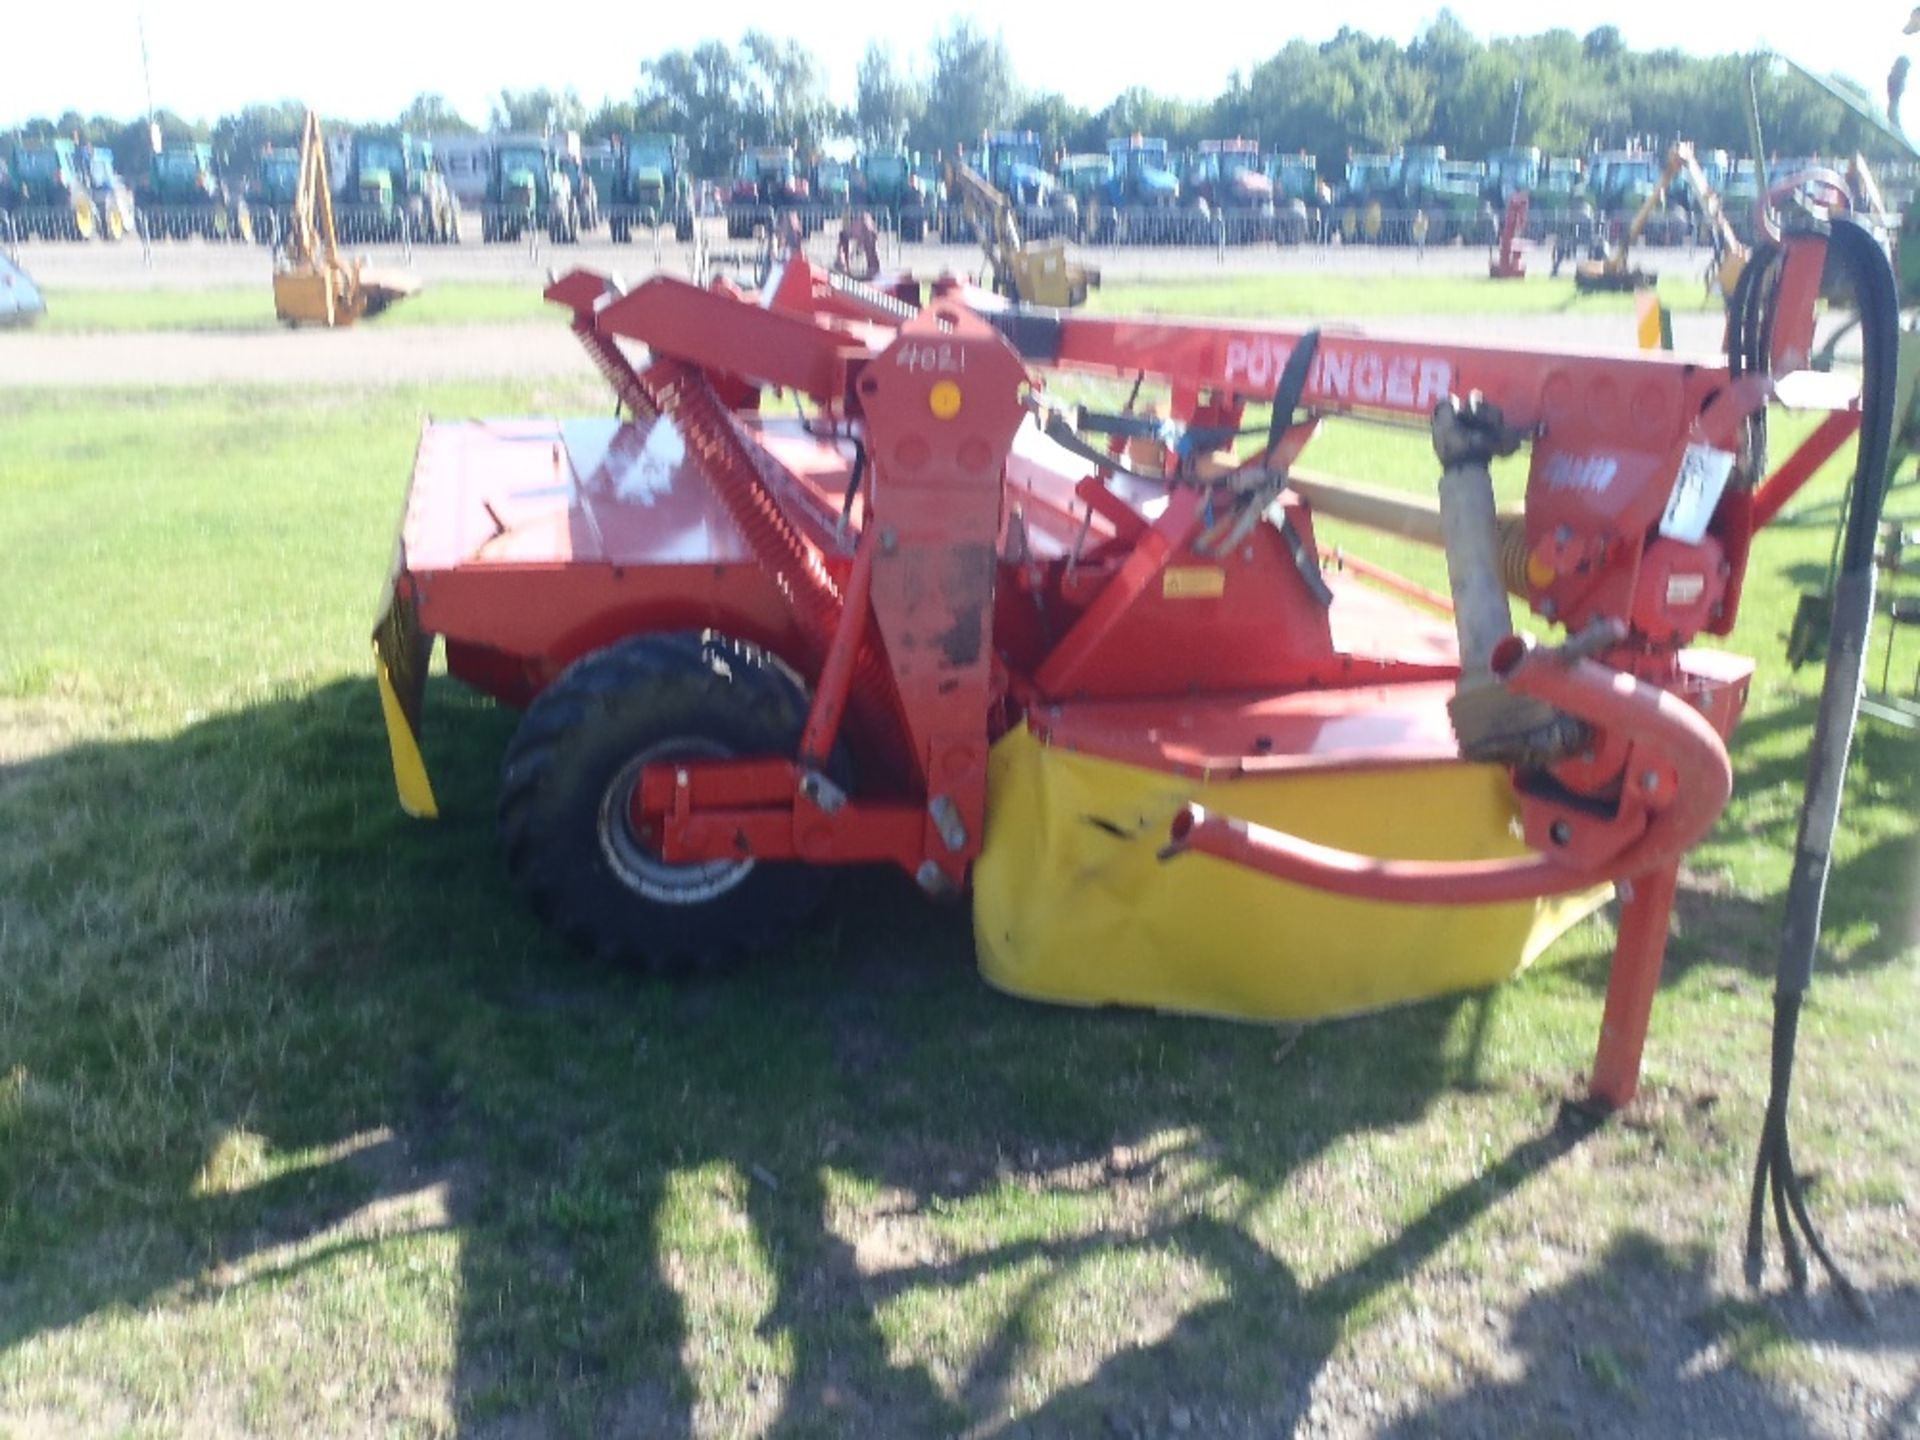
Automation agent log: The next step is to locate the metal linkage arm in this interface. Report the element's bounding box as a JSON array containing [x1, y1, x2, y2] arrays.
[[1162, 628, 1735, 904]]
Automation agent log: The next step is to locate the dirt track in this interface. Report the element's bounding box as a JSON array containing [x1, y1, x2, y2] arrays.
[[6, 227, 1719, 293], [0, 237, 1817, 389], [0, 322, 587, 387]]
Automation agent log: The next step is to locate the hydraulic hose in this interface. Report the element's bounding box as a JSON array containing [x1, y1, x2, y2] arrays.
[[1744, 216, 1900, 1320]]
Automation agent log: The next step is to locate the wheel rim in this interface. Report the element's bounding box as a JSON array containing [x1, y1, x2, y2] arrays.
[[598, 737, 755, 905]]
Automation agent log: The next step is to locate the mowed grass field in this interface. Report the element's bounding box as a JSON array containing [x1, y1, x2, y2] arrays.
[[1, 276, 1916, 1438], [35, 281, 555, 334], [32, 265, 1719, 336]]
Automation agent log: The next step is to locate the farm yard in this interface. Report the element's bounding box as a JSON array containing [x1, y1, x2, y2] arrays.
[[1, 225, 1917, 1440]]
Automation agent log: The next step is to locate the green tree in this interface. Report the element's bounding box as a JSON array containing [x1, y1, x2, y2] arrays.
[[1008, 92, 1099, 155], [211, 101, 307, 169], [640, 40, 747, 174], [856, 42, 924, 151], [397, 93, 476, 137], [488, 87, 586, 136], [914, 20, 1018, 154], [739, 31, 836, 155], [1097, 87, 1207, 149]]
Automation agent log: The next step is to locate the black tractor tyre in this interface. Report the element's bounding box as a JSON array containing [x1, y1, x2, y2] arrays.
[[675, 211, 695, 242], [498, 632, 842, 972]]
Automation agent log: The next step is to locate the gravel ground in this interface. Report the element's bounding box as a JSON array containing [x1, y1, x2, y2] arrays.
[[0, 322, 587, 387], [0, 233, 1783, 389], [4, 224, 1724, 293]]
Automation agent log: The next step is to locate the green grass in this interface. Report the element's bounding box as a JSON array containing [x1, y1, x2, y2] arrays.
[[38, 280, 555, 334], [0, 345, 1915, 1433], [36, 269, 1714, 337]]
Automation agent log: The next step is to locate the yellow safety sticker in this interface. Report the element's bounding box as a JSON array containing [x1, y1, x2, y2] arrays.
[[1162, 566, 1227, 599]]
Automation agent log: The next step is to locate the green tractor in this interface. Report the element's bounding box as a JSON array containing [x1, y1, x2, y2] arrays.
[[1266, 152, 1327, 243], [1534, 156, 1593, 249], [338, 133, 460, 245], [912, 157, 953, 240], [583, 147, 622, 232], [853, 150, 931, 240], [1056, 152, 1112, 242], [558, 152, 602, 235], [80, 147, 138, 242], [138, 143, 251, 241], [248, 146, 302, 249], [1337, 153, 1400, 243], [813, 157, 852, 216], [1401, 146, 1492, 243], [483, 140, 576, 244], [608, 133, 693, 242], [5, 139, 116, 240], [1589, 150, 1688, 246]]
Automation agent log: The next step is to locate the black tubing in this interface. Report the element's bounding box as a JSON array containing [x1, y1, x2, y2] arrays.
[[1744, 216, 1900, 1320]]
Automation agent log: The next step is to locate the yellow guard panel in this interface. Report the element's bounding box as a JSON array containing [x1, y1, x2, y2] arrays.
[[973, 725, 1605, 1022]]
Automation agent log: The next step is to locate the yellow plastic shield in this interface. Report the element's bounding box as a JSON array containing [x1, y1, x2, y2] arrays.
[[372, 580, 438, 819], [973, 725, 1605, 1023]]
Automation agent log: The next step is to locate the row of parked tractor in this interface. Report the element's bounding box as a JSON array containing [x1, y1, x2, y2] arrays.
[[5, 126, 1871, 253], [719, 133, 1872, 250], [0, 133, 445, 246], [0, 128, 711, 249]]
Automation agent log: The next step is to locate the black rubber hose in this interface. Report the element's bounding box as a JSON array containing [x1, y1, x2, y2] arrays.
[[1744, 216, 1900, 1321]]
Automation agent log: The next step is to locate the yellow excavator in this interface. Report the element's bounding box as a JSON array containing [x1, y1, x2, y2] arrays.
[[272, 110, 420, 327], [944, 153, 1098, 308], [1575, 142, 1747, 299]]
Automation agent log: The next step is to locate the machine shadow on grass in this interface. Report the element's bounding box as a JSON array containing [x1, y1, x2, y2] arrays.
[[1371, 1233, 1920, 1439], [1642, 697, 1920, 991], [0, 676, 1911, 1436]]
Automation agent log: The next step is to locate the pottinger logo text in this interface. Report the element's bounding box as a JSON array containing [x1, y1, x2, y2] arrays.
[[1222, 337, 1453, 412]]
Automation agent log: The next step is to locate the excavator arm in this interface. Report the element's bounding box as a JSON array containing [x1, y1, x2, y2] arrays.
[[943, 156, 1098, 309], [1580, 143, 1747, 298], [273, 110, 419, 327]]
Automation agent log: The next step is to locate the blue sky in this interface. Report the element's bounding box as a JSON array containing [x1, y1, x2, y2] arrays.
[[1, 0, 1910, 135]]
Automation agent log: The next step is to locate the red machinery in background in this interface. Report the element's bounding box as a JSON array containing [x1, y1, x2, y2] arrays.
[[1489, 189, 1529, 278], [376, 233, 1896, 1303]]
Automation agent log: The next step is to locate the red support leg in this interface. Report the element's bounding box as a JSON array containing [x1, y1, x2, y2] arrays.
[[1588, 862, 1682, 1110]]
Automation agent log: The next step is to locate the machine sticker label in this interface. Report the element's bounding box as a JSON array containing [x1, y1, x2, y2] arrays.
[[1666, 574, 1707, 606], [1221, 338, 1452, 413], [1162, 566, 1227, 599], [1543, 453, 1619, 494], [1660, 444, 1736, 544], [894, 341, 967, 373]]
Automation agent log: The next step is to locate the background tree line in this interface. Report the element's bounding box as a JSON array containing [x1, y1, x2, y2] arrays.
[[8, 13, 1906, 183]]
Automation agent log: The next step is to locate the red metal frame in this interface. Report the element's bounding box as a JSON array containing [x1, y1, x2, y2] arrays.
[[392, 234, 1860, 1111], [1490, 191, 1529, 279]]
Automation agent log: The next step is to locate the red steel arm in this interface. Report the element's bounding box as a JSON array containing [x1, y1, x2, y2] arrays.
[[1751, 408, 1864, 528], [551, 269, 877, 406], [1165, 636, 1734, 902]]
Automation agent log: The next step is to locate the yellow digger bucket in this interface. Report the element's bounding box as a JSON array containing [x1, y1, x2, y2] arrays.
[[973, 725, 1606, 1024]]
